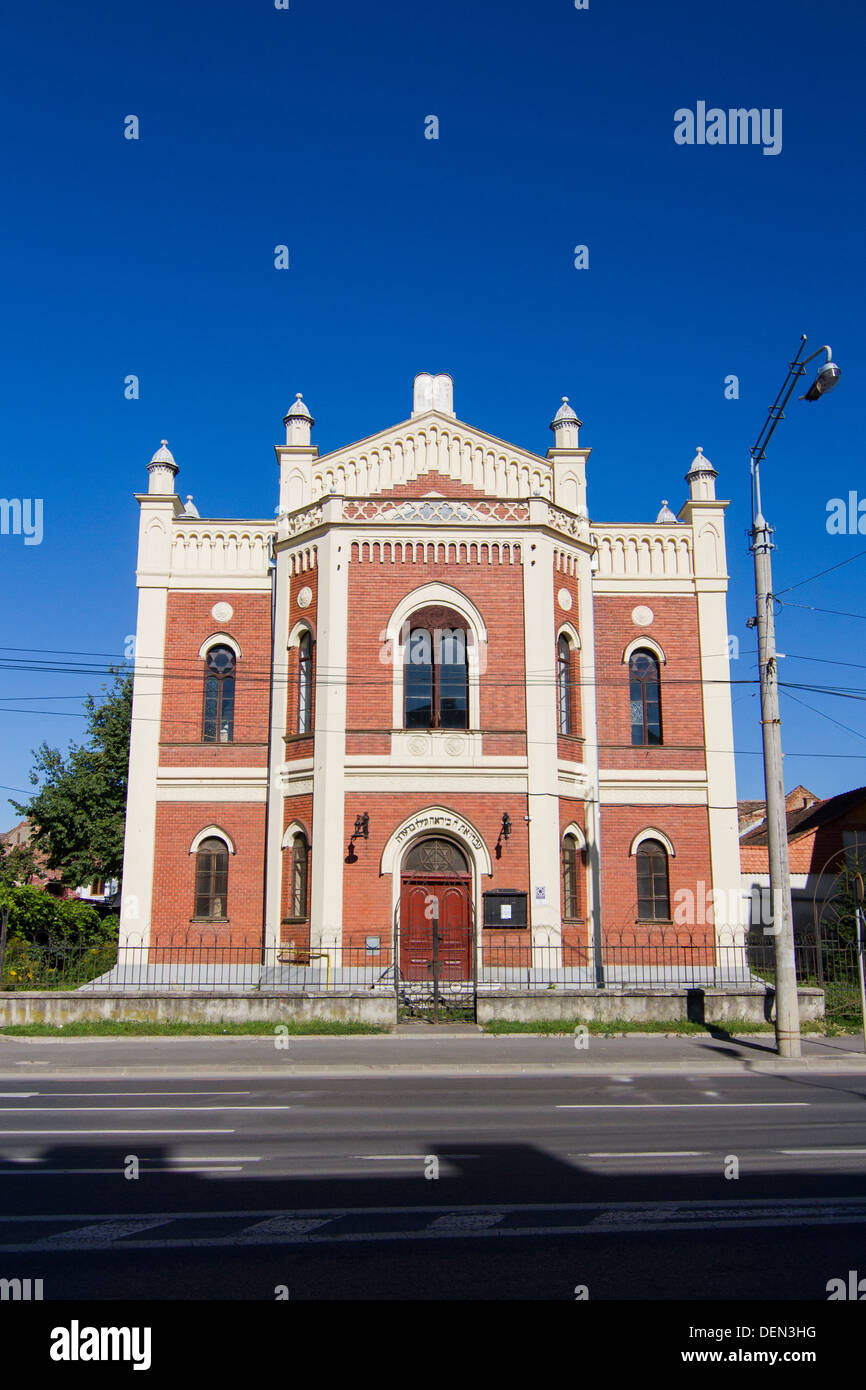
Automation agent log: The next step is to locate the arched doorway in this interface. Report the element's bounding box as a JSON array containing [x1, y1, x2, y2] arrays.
[[399, 837, 473, 983]]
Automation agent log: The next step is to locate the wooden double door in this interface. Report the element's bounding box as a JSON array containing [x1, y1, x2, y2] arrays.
[[399, 875, 472, 982]]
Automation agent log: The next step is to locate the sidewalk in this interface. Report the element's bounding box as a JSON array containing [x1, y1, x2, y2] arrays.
[[0, 1028, 864, 1077]]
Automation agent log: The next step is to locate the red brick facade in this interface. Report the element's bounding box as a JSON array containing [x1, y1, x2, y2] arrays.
[[124, 377, 738, 975]]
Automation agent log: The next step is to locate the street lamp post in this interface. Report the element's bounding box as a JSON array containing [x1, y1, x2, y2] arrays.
[[749, 334, 842, 1057]]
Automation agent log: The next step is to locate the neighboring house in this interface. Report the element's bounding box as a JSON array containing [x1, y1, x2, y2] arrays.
[[739, 786, 866, 939], [1, 821, 119, 907], [0, 820, 74, 898], [77, 879, 121, 909], [120, 370, 741, 978]]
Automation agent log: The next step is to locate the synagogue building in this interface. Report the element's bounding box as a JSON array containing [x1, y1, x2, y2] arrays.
[[120, 373, 741, 987]]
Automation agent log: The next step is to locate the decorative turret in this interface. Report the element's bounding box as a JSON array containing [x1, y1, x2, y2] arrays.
[[685, 446, 718, 502], [147, 440, 178, 494], [283, 393, 314, 446], [655, 499, 679, 524], [550, 396, 581, 449]]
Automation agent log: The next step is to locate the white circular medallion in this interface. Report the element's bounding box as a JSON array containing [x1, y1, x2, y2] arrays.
[[211, 602, 233, 623], [557, 588, 573, 612], [407, 736, 428, 757], [444, 737, 465, 757], [631, 605, 654, 627], [297, 586, 313, 609]]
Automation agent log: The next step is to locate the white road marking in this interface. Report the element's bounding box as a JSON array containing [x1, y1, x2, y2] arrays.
[[354, 1154, 482, 1161], [243, 1216, 331, 1238], [430, 1211, 505, 1231], [0, 1167, 244, 1176], [556, 1102, 810, 1109], [3, 1195, 866, 1251], [32, 1219, 171, 1248], [571, 1151, 706, 1158], [780, 1147, 866, 1156], [0, 1105, 290, 1113], [20, 1091, 253, 1098], [1, 1129, 235, 1136]]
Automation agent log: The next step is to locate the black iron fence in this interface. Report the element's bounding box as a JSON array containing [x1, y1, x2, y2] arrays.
[[0, 930, 862, 1026]]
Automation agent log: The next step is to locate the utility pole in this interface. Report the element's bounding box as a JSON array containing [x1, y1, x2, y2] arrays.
[[748, 335, 842, 1057], [750, 475, 799, 1055]]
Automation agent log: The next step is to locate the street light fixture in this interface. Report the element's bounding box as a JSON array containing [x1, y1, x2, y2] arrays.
[[749, 334, 842, 1057]]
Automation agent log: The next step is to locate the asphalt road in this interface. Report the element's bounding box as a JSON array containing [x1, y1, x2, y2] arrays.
[[1, 1062, 865, 1299]]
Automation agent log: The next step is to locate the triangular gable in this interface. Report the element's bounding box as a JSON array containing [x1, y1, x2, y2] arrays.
[[311, 411, 553, 501]]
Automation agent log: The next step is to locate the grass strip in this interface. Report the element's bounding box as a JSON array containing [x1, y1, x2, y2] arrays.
[[482, 1017, 830, 1036], [0, 1019, 388, 1037]]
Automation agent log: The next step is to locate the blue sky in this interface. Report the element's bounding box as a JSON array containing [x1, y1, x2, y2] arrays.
[[1, 0, 865, 821]]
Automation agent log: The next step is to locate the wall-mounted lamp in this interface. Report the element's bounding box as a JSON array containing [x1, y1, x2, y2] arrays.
[[345, 811, 369, 864], [495, 812, 512, 859]]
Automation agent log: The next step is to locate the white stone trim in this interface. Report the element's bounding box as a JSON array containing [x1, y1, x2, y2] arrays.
[[309, 525, 349, 951], [522, 529, 562, 946], [380, 805, 493, 877], [281, 819, 310, 848], [347, 772, 529, 794], [622, 636, 666, 665], [158, 782, 267, 803], [279, 775, 314, 796], [343, 752, 525, 769], [189, 825, 236, 855], [287, 620, 315, 648], [602, 785, 707, 807], [384, 582, 487, 732], [561, 822, 587, 851], [198, 632, 242, 660], [593, 580, 695, 596], [158, 766, 267, 781], [629, 828, 676, 858], [556, 622, 581, 649], [600, 769, 705, 782], [312, 417, 552, 501]]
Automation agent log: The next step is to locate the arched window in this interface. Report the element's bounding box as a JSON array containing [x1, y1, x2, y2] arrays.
[[297, 631, 313, 734], [403, 837, 470, 875], [404, 608, 468, 730], [629, 650, 662, 746], [561, 834, 580, 918], [290, 836, 309, 918], [194, 837, 229, 920], [636, 838, 670, 920], [557, 635, 572, 735], [203, 645, 236, 743]]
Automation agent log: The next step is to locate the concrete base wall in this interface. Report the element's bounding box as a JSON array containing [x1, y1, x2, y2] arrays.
[[0, 992, 396, 1029], [476, 987, 825, 1026]]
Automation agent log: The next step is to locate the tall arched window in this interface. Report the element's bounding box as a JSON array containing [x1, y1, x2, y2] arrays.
[[194, 837, 229, 920], [561, 834, 580, 919], [290, 836, 309, 918], [404, 609, 468, 730], [297, 632, 313, 734], [557, 635, 572, 735], [203, 646, 236, 743], [636, 838, 670, 920], [629, 650, 662, 746]]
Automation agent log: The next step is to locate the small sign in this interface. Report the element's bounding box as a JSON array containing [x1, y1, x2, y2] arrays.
[[365, 936, 380, 954], [500, 904, 512, 921], [534, 886, 546, 902]]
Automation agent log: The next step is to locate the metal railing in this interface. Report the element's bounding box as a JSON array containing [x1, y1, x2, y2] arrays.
[[0, 931, 861, 1027]]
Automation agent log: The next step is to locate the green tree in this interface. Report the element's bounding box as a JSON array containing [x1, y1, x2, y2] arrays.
[[12, 670, 132, 888]]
